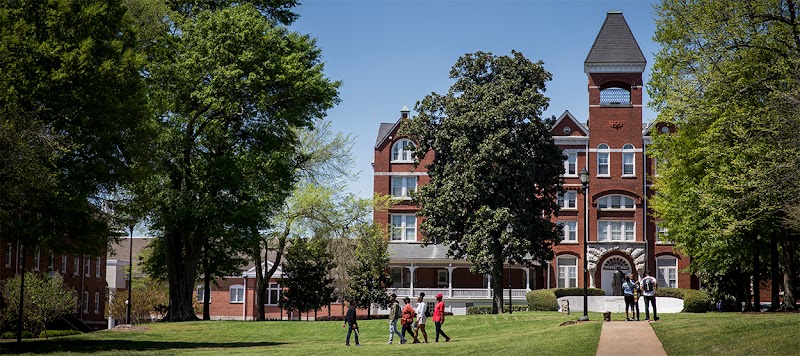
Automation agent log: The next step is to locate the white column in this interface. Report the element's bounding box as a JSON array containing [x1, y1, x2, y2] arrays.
[[486, 273, 492, 297], [589, 273, 596, 288], [446, 265, 455, 297], [524, 268, 530, 291], [408, 265, 417, 297]]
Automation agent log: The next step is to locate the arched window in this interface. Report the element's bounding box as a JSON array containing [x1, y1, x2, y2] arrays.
[[598, 195, 635, 210], [391, 139, 415, 162], [557, 256, 578, 288], [597, 144, 610, 176], [656, 256, 678, 288], [622, 144, 635, 176], [600, 87, 631, 106]]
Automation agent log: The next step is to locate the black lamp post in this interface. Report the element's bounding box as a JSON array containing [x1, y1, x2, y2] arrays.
[[579, 168, 590, 321], [506, 223, 513, 314], [126, 224, 134, 325]]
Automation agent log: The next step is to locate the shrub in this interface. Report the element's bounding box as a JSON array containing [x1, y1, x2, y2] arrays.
[[39, 330, 82, 338], [1, 331, 35, 339], [526, 289, 558, 311], [553, 288, 605, 298], [657, 288, 684, 299], [681, 289, 710, 313]]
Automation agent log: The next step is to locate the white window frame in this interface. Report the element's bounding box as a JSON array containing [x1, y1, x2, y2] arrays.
[[597, 221, 635, 241], [391, 139, 415, 162], [62, 255, 67, 273], [391, 176, 417, 199], [597, 144, 610, 177], [622, 144, 635, 176], [95, 257, 101, 277], [84, 256, 91, 277], [557, 191, 577, 210], [34, 247, 41, 271], [557, 256, 578, 288], [266, 283, 281, 306], [196, 285, 210, 303], [74, 257, 79, 276], [83, 291, 89, 313], [558, 220, 578, 243], [4, 244, 11, 268], [437, 270, 448, 286], [597, 195, 636, 210], [564, 152, 578, 177], [48, 251, 54, 270], [390, 214, 417, 242], [229, 285, 245, 303], [656, 256, 678, 288], [94, 292, 100, 314], [656, 223, 669, 244]]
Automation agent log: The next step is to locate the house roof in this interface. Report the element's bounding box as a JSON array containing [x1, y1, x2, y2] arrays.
[[375, 122, 397, 147], [388, 243, 453, 260], [107, 237, 154, 266], [552, 110, 589, 135], [584, 12, 646, 71]]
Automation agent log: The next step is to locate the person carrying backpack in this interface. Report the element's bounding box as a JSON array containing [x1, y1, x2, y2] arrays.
[[387, 293, 406, 344], [640, 271, 659, 321], [401, 296, 418, 343], [413, 292, 429, 343]]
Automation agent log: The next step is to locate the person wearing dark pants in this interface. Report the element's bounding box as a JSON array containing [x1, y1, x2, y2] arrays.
[[641, 271, 659, 321], [432, 293, 451, 342], [343, 300, 360, 346]]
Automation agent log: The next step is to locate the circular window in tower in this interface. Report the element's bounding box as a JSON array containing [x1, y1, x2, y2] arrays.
[[661, 126, 669, 134], [563, 126, 572, 134]]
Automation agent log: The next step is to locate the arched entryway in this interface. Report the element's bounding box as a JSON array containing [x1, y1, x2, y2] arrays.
[[600, 255, 631, 295]]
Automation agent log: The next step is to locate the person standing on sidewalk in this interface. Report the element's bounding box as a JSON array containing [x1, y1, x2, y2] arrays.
[[641, 271, 659, 321], [432, 293, 451, 342], [414, 292, 428, 343], [630, 273, 641, 321], [622, 275, 636, 321], [401, 297, 417, 343], [387, 293, 406, 344], [343, 300, 360, 346]]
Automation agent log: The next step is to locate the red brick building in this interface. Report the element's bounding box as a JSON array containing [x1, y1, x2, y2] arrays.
[[373, 12, 694, 314], [1, 241, 108, 330]]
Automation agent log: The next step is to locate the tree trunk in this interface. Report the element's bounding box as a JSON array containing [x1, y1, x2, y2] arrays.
[[743, 272, 753, 312], [753, 248, 760, 311], [771, 235, 781, 311], [164, 229, 200, 321], [202, 270, 211, 320], [17, 246, 25, 343], [254, 243, 266, 321], [253, 224, 289, 321], [779, 231, 797, 310], [491, 251, 504, 314]]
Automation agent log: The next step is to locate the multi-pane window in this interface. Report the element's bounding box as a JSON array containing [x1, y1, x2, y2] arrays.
[[62, 256, 67, 273], [84, 256, 91, 276], [266, 283, 281, 305], [229, 285, 245, 303], [391, 214, 417, 241], [564, 152, 577, 176], [196, 285, 210, 302], [558, 221, 577, 242], [597, 221, 635, 241], [657, 257, 678, 288], [74, 257, 79, 276], [597, 195, 635, 210], [391, 176, 417, 198], [597, 144, 610, 176], [94, 292, 100, 314], [557, 256, 578, 288], [83, 291, 89, 313], [96, 257, 101, 277], [391, 139, 415, 162], [622, 144, 635, 176], [656, 223, 669, 243], [4, 244, 10, 267], [557, 191, 577, 209], [48, 252, 54, 270], [34, 248, 41, 271]]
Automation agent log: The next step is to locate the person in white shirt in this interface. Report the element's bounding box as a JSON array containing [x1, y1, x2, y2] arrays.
[[640, 271, 659, 321], [413, 292, 429, 343]]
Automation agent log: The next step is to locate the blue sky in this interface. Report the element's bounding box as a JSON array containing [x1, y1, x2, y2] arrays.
[[291, 0, 661, 198]]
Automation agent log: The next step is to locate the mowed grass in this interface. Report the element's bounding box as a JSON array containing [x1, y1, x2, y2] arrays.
[[0, 312, 602, 355], [652, 312, 800, 355]]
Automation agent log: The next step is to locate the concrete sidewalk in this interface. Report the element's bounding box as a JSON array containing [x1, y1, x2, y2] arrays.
[[596, 321, 667, 356]]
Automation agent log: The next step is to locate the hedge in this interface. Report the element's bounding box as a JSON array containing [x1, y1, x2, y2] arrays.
[[39, 330, 83, 338], [553, 288, 605, 298], [466, 305, 527, 314], [649, 287, 710, 313], [526, 289, 558, 311], [1, 331, 34, 339]]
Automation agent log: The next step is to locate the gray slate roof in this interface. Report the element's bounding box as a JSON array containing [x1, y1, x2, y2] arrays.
[[375, 122, 396, 147], [388, 243, 453, 260], [584, 12, 646, 66]]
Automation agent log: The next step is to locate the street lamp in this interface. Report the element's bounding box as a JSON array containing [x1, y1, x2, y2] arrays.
[[506, 223, 513, 314], [579, 168, 590, 321]]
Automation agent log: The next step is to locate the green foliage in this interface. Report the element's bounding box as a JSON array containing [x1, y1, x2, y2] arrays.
[[39, 330, 82, 338], [553, 288, 605, 298], [682, 289, 711, 313], [467, 305, 527, 314], [107, 277, 169, 324], [656, 288, 685, 299], [526, 289, 558, 311], [1, 331, 34, 339], [346, 224, 392, 311], [0, 273, 77, 336], [280, 238, 336, 313]]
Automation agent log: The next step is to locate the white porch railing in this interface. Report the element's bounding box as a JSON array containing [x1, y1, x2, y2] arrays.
[[414, 288, 450, 298], [452, 288, 490, 298], [391, 288, 528, 299]]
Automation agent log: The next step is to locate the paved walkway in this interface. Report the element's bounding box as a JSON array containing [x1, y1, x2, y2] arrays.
[[596, 321, 667, 356]]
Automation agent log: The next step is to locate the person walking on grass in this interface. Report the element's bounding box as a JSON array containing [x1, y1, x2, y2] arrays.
[[401, 296, 418, 343], [630, 273, 641, 321], [414, 292, 429, 343], [641, 271, 659, 321], [343, 300, 360, 346], [432, 293, 451, 342], [622, 275, 636, 321], [387, 293, 406, 344]]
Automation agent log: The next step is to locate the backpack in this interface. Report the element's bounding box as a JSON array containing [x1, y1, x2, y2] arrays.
[[393, 302, 402, 319], [424, 303, 432, 318], [642, 277, 654, 293]]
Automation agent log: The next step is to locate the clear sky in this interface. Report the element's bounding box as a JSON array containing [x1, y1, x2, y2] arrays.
[[291, 0, 662, 198]]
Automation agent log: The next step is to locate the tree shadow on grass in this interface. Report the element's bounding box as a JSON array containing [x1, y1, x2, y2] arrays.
[[0, 339, 286, 354]]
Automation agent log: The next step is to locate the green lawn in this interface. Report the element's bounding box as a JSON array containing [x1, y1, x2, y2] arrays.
[[0, 312, 603, 355], [652, 312, 800, 356]]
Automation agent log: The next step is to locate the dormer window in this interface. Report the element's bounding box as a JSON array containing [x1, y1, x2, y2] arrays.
[[600, 87, 631, 106], [598, 195, 636, 210], [391, 139, 415, 162]]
